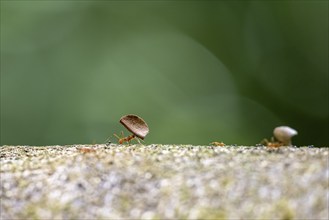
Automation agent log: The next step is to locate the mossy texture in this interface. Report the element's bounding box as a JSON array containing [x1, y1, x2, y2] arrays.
[[1, 144, 328, 219]]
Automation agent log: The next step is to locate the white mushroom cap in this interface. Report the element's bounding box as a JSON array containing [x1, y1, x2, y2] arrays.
[[273, 126, 298, 145]]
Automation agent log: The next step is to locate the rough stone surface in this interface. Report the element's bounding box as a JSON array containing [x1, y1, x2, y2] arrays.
[[0, 144, 328, 219]]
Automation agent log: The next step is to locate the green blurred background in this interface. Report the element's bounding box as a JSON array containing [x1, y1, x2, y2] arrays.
[[1, 1, 328, 146]]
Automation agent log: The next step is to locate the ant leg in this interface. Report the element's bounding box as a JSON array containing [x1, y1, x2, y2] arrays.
[[136, 138, 144, 145], [113, 133, 121, 140]]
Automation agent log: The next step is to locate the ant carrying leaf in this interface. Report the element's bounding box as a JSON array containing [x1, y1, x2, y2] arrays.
[[113, 114, 149, 145]]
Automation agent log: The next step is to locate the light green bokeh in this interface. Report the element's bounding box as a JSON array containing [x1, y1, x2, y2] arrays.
[[1, 1, 328, 146]]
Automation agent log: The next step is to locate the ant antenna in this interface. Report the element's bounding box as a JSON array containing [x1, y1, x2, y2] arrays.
[[113, 133, 121, 140]]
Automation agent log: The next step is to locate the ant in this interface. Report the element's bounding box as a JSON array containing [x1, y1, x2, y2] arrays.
[[260, 137, 284, 148], [79, 147, 96, 153], [113, 131, 143, 144], [210, 142, 226, 146]]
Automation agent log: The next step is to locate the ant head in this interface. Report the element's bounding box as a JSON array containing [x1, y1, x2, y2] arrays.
[[113, 132, 126, 144]]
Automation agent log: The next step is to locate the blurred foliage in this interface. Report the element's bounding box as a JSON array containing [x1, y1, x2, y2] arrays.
[[1, 1, 328, 146]]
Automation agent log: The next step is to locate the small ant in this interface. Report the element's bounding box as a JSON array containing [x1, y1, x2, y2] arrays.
[[210, 142, 226, 146], [113, 131, 143, 144], [79, 147, 96, 153], [260, 137, 284, 148]]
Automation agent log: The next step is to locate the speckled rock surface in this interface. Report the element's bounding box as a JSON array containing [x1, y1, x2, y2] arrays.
[[1, 145, 328, 219]]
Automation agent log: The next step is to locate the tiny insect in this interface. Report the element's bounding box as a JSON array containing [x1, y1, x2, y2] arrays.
[[79, 147, 96, 153], [113, 131, 142, 144], [260, 137, 284, 148], [210, 142, 226, 146], [114, 114, 149, 145]]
